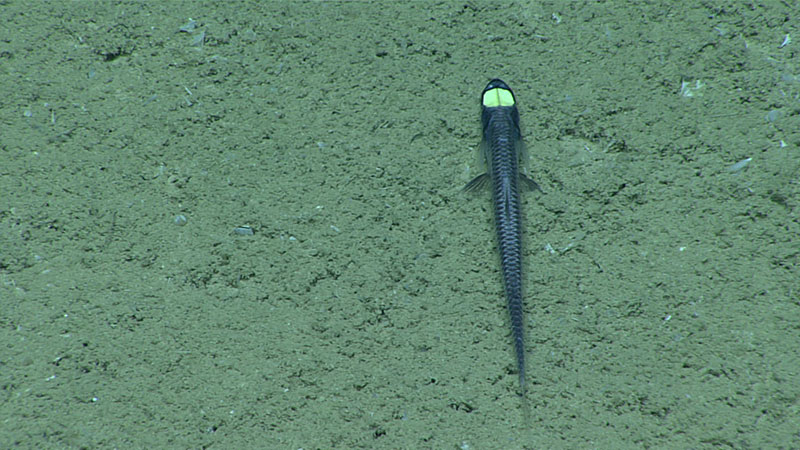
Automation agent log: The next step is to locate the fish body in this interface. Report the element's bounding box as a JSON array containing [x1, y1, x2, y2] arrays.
[[465, 79, 538, 396]]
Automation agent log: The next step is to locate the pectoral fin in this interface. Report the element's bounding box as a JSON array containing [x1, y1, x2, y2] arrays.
[[521, 174, 541, 192], [463, 173, 490, 193]]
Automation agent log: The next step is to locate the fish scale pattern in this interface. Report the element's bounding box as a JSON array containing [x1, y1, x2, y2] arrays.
[[485, 109, 526, 395]]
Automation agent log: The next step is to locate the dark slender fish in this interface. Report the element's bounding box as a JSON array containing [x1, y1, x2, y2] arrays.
[[464, 79, 539, 396]]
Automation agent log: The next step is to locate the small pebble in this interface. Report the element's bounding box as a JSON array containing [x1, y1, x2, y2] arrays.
[[233, 226, 254, 236], [174, 215, 188, 226], [765, 109, 782, 123], [727, 157, 752, 173], [191, 31, 205, 47], [179, 19, 197, 33]]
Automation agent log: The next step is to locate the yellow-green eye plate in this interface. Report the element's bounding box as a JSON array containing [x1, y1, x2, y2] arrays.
[[482, 87, 515, 107]]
